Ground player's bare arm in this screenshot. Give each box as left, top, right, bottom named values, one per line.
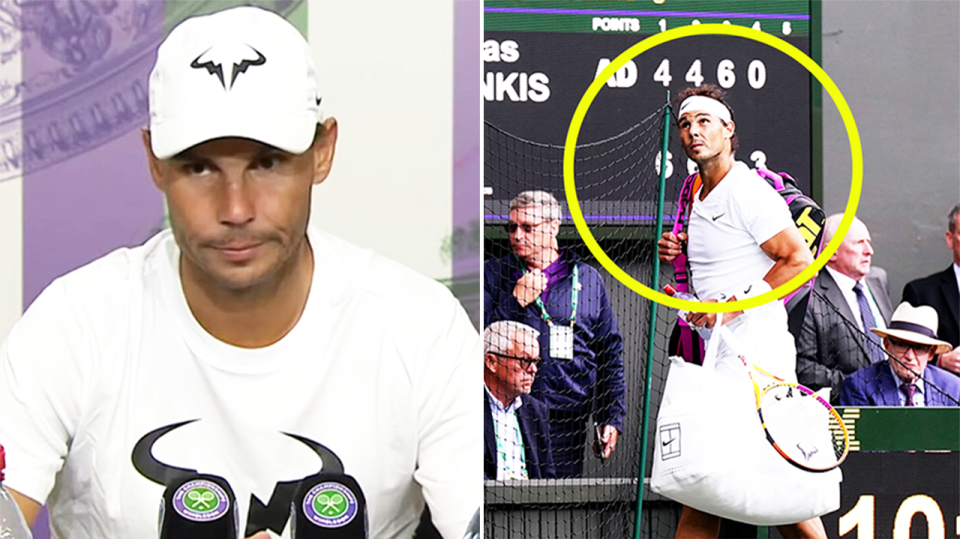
left=759, top=225, right=815, bottom=290
left=688, top=226, right=812, bottom=330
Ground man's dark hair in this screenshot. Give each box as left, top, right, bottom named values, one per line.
left=675, top=84, right=738, bottom=152
left=949, top=203, right=960, bottom=234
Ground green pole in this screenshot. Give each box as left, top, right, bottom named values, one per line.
left=633, top=93, right=672, bottom=539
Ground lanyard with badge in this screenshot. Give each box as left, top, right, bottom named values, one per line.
left=516, top=255, right=580, bottom=360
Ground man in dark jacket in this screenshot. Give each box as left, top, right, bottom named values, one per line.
left=796, top=215, right=892, bottom=403
left=485, top=190, right=625, bottom=477
left=483, top=320, right=555, bottom=480
left=902, top=204, right=960, bottom=374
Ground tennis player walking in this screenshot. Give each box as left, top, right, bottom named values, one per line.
left=657, top=85, right=825, bottom=539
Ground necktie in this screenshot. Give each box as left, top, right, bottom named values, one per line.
left=853, top=282, right=885, bottom=363
left=900, top=383, right=917, bottom=407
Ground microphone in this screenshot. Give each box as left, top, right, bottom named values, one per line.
left=159, top=473, right=239, bottom=539
left=291, top=472, right=367, bottom=538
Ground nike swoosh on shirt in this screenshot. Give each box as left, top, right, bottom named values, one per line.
left=712, top=213, right=725, bottom=221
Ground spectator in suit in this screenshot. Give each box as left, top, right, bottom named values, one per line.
left=796, top=215, right=893, bottom=402
left=839, top=303, right=960, bottom=406
left=902, top=204, right=960, bottom=374
left=483, top=321, right=555, bottom=479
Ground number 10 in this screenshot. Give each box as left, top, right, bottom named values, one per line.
left=838, top=494, right=949, bottom=538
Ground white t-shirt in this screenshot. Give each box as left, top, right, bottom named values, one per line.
left=686, top=161, right=796, bottom=380
left=0, top=227, right=481, bottom=539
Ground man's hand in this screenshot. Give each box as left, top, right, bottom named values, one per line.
left=513, top=269, right=548, bottom=307
left=658, top=232, right=687, bottom=263
left=685, top=298, right=743, bottom=329
left=939, top=346, right=960, bottom=375
left=599, top=425, right=619, bottom=459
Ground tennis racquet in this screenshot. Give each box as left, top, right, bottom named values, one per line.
left=718, top=325, right=849, bottom=472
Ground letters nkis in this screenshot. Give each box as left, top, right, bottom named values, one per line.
left=483, top=40, right=550, bottom=103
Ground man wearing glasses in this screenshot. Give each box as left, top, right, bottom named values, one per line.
left=484, top=190, right=625, bottom=477
left=839, top=302, right=960, bottom=406
left=483, top=321, right=555, bottom=480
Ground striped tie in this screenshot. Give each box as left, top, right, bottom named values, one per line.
left=900, top=383, right=917, bottom=407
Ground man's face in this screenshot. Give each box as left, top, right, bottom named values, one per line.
left=678, top=111, right=734, bottom=164
left=495, top=330, right=540, bottom=398
left=828, top=218, right=874, bottom=281
left=508, top=206, right=558, bottom=262
left=144, top=124, right=336, bottom=291
left=885, top=336, right=934, bottom=384
left=946, top=215, right=960, bottom=266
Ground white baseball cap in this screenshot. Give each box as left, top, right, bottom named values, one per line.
left=148, top=6, right=322, bottom=159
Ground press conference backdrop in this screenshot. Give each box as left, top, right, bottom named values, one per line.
left=0, top=0, right=478, bottom=537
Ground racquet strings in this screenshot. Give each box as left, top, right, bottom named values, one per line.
left=758, top=382, right=848, bottom=471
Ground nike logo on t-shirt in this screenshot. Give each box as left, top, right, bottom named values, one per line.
left=712, top=213, right=725, bottom=221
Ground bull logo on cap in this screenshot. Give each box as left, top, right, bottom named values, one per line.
left=190, top=43, right=266, bottom=91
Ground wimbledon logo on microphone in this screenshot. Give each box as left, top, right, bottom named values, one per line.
left=173, top=479, right=230, bottom=522
left=304, top=482, right=359, bottom=528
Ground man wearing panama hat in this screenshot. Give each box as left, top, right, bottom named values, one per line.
left=839, top=303, right=960, bottom=406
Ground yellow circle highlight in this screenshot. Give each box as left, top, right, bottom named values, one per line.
left=563, top=24, right=862, bottom=313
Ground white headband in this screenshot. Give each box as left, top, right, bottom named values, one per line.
left=677, top=95, right=732, bottom=124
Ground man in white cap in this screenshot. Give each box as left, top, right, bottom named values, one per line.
left=657, top=85, right=825, bottom=539
left=839, top=303, right=960, bottom=406
left=0, top=6, right=478, bottom=539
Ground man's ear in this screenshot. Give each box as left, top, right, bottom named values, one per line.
left=484, top=353, right=498, bottom=374
left=141, top=129, right=165, bottom=192
left=723, top=119, right=735, bottom=140
left=311, top=117, right=339, bottom=186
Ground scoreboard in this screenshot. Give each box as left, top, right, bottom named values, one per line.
left=484, top=0, right=821, bottom=216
